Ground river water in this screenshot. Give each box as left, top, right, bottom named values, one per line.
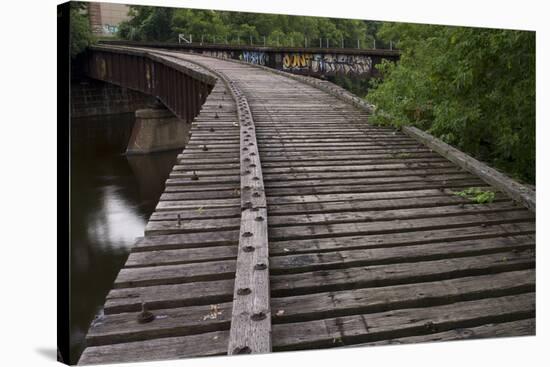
left=70, top=113, right=179, bottom=363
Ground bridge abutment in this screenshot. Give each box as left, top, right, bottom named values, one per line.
left=126, top=107, right=190, bottom=154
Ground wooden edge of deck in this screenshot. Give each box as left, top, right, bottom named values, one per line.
left=166, top=52, right=272, bottom=354
left=401, top=126, right=535, bottom=213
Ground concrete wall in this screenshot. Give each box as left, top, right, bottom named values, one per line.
left=71, top=78, right=154, bottom=118
left=126, top=108, right=191, bottom=154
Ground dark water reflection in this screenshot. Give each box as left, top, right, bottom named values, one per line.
left=70, top=113, right=179, bottom=363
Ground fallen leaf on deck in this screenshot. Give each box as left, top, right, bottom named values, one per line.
left=202, top=304, right=223, bottom=321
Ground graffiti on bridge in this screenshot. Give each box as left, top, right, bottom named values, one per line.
left=239, top=51, right=268, bottom=65
left=282, top=53, right=373, bottom=75
left=201, top=50, right=233, bottom=59
left=102, top=24, right=119, bottom=35
left=198, top=49, right=376, bottom=76
left=200, top=50, right=268, bottom=66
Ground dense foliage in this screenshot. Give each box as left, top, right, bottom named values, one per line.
left=118, top=6, right=384, bottom=48
left=69, top=2, right=95, bottom=58
left=367, top=24, right=535, bottom=183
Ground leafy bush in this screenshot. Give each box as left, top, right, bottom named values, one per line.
left=367, top=24, right=535, bottom=183
left=118, top=6, right=175, bottom=41
left=69, top=2, right=95, bottom=58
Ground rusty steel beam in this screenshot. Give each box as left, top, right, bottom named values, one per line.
left=85, top=45, right=216, bottom=122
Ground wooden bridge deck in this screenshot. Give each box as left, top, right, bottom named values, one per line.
left=78, top=48, right=535, bottom=365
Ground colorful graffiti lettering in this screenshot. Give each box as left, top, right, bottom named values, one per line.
left=282, top=53, right=372, bottom=76
left=283, top=54, right=312, bottom=69
left=102, top=24, right=119, bottom=35
left=240, top=51, right=268, bottom=65
left=201, top=50, right=233, bottom=59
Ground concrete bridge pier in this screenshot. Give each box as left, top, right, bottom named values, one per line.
left=126, top=105, right=191, bottom=154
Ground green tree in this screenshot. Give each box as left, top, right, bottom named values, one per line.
left=69, top=2, right=94, bottom=58
left=117, top=6, right=381, bottom=48
left=118, top=6, right=175, bottom=41
left=172, top=9, right=229, bottom=42
left=367, top=23, right=535, bottom=183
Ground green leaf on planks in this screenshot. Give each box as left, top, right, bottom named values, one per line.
left=452, top=187, right=495, bottom=204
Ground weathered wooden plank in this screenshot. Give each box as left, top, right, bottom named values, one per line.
left=271, top=293, right=535, bottom=350
left=257, top=139, right=419, bottom=147
left=126, top=245, right=238, bottom=267
left=164, top=184, right=241, bottom=193
left=149, top=206, right=240, bottom=221
left=266, top=188, right=470, bottom=205
left=262, top=157, right=447, bottom=169
left=104, top=279, right=235, bottom=314
left=270, top=234, right=534, bottom=272
left=263, top=162, right=455, bottom=173
left=169, top=168, right=239, bottom=177
left=257, top=145, right=427, bottom=154
left=266, top=194, right=508, bottom=216
left=145, top=217, right=240, bottom=235
left=263, top=173, right=476, bottom=189
left=363, top=318, right=535, bottom=345
left=176, top=154, right=240, bottom=162
left=181, top=147, right=239, bottom=154
left=134, top=230, right=239, bottom=251
left=79, top=330, right=229, bottom=365
left=258, top=145, right=428, bottom=153
left=256, top=133, right=409, bottom=139
left=265, top=187, right=490, bottom=205
left=270, top=249, right=534, bottom=295
left=114, top=259, right=236, bottom=288
left=165, top=176, right=241, bottom=186
left=268, top=210, right=534, bottom=242
left=87, top=302, right=232, bottom=346
left=268, top=201, right=521, bottom=228
left=156, top=198, right=240, bottom=210
left=271, top=270, right=534, bottom=324
left=264, top=179, right=486, bottom=197
left=255, top=134, right=414, bottom=140
left=173, top=163, right=241, bottom=170
left=269, top=222, right=535, bottom=255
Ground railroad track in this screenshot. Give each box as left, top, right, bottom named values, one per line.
left=78, top=48, right=535, bottom=365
